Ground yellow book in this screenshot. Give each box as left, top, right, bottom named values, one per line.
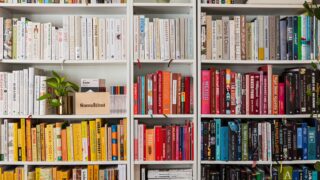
left=45, top=124, right=54, bottom=161
left=6, top=171, right=14, bottom=180
left=20, top=168, right=24, bottom=180
left=87, top=165, right=93, bottom=180
left=81, top=121, right=88, bottom=161
left=31, top=128, right=37, bottom=162
left=52, top=167, right=57, bottom=180
left=66, top=126, right=73, bottom=161
left=89, top=121, right=97, bottom=161
left=123, top=118, right=127, bottom=160
left=18, top=129, right=21, bottom=161
left=100, top=127, right=106, bottom=161
left=258, top=48, right=264, bottom=60
left=60, top=170, right=70, bottom=180
left=13, top=123, right=18, bottom=161
left=95, top=119, right=102, bottom=161
left=26, top=118, right=32, bottom=162
left=226, top=0, right=231, bottom=4
left=0, top=167, right=2, bottom=180
left=27, top=172, right=35, bottom=180
left=72, top=123, right=82, bottom=161
left=93, top=165, right=99, bottom=180
left=35, top=168, right=40, bottom=180
left=20, top=118, right=26, bottom=161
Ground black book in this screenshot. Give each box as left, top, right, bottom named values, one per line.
left=202, top=121, right=209, bottom=160
left=248, top=122, right=253, bottom=160
left=292, top=122, right=298, bottom=160
left=286, top=122, right=293, bottom=160
left=252, top=122, right=259, bottom=161
left=209, top=121, right=216, bottom=160
left=311, top=70, right=317, bottom=114
left=287, top=17, right=293, bottom=60
left=279, top=122, right=284, bottom=160
left=275, top=16, right=281, bottom=60
left=306, top=69, right=313, bottom=113
left=282, top=124, right=288, bottom=160
left=299, top=68, right=307, bottom=114
left=284, top=72, right=294, bottom=114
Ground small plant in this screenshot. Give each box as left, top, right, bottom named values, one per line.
left=38, top=71, right=79, bottom=107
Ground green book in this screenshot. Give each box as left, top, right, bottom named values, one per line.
left=298, top=16, right=302, bottom=60
left=241, top=123, right=248, bottom=160
left=282, top=166, right=293, bottom=180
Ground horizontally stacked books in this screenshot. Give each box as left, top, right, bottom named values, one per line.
left=134, top=120, right=193, bottom=161
left=201, top=65, right=320, bottom=115
left=28, top=165, right=126, bottom=179
left=201, top=14, right=320, bottom=61
left=201, top=0, right=247, bottom=4
left=134, top=71, right=193, bottom=115
left=133, top=16, right=193, bottom=61
left=140, top=168, right=193, bottom=180
left=0, top=118, right=127, bottom=162
left=1, top=16, right=126, bottom=61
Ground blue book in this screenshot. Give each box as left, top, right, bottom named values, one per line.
left=141, top=76, right=145, bottom=115
left=104, top=169, right=109, bottom=180
left=220, top=127, right=229, bottom=161
left=302, top=166, right=308, bottom=180
left=215, top=119, right=221, bottom=160
left=306, top=16, right=311, bottom=60
left=180, top=126, right=184, bottom=160
left=293, top=16, right=299, bottom=60
left=312, top=170, right=318, bottom=180
left=297, top=127, right=303, bottom=159
left=111, top=125, right=118, bottom=160
left=308, top=127, right=316, bottom=160
left=314, top=119, right=320, bottom=159
left=292, top=169, right=300, bottom=180
left=302, top=123, right=308, bottom=160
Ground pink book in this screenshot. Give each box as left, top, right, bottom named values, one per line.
left=215, top=70, right=220, bottom=114
left=245, top=74, right=250, bottom=115
left=263, top=75, right=268, bottom=114
left=259, top=71, right=264, bottom=115
left=201, top=70, right=211, bottom=114
left=279, top=82, right=285, bottom=114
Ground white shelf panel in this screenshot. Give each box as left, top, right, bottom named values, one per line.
left=0, top=114, right=128, bottom=119
left=0, top=59, right=127, bottom=65
left=133, top=3, right=193, bottom=14
left=201, top=161, right=271, bottom=165
left=134, top=59, right=194, bottom=64
left=134, top=114, right=194, bottom=119
left=0, top=161, right=128, bottom=165
left=200, top=4, right=305, bottom=15
left=0, top=3, right=127, bottom=15
left=201, top=114, right=315, bottom=119
left=273, top=160, right=318, bottom=165
left=134, top=161, right=194, bottom=165
left=201, top=60, right=316, bottom=65
left=134, top=3, right=193, bottom=7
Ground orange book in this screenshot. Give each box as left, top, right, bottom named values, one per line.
left=95, top=119, right=102, bottom=161
left=87, top=165, right=94, bottom=180
left=100, top=127, right=106, bottom=161
left=123, top=118, right=127, bottom=161
left=162, top=71, right=171, bottom=114
left=20, top=118, right=26, bottom=162
left=93, top=165, right=99, bottom=180
left=26, top=118, right=32, bottom=161
left=61, top=128, right=68, bottom=161
left=145, top=129, right=155, bottom=161
left=52, top=167, right=57, bottom=180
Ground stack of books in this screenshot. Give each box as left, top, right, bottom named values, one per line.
left=272, top=165, right=319, bottom=179
left=201, top=0, right=247, bottom=4
left=140, top=168, right=193, bottom=180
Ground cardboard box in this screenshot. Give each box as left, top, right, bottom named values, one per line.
left=75, top=92, right=110, bottom=115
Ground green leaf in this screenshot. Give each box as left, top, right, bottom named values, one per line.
left=38, top=93, right=51, bottom=101
left=66, top=81, right=79, bottom=92
left=311, top=61, right=318, bottom=70
left=314, top=8, right=320, bottom=20
left=50, top=99, right=61, bottom=107
left=60, top=77, right=65, bottom=83
left=304, top=1, right=315, bottom=16
left=52, top=71, right=61, bottom=79
left=315, top=161, right=320, bottom=171
left=45, top=77, right=57, bottom=83
left=47, top=82, right=58, bottom=89
left=54, top=89, right=61, bottom=97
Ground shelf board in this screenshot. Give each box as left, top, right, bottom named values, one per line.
left=0, top=59, right=127, bottom=65
left=201, top=161, right=272, bottom=165
left=0, top=114, right=128, bottom=119
left=134, top=59, right=194, bottom=64
left=0, top=161, right=128, bottom=166
left=200, top=4, right=305, bottom=15
left=133, top=3, right=193, bottom=14
left=0, top=3, right=127, bottom=15
left=201, top=114, right=315, bottom=119
left=134, top=160, right=194, bottom=165
left=201, top=60, right=316, bottom=65
left=273, top=160, right=319, bottom=165
left=134, top=114, right=194, bottom=119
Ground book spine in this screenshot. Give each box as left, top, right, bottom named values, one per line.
left=201, top=70, right=210, bottom=114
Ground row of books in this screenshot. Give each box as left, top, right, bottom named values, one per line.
left=1, top=16, right=126, bottom=61
left=0, top=118, right=127, bottom=162
left=201, top=0, right=247, bottom=4
left=201, top=65, right=320, bottom=115
left=29, top=165, right=126, bottom=180
left=0, top=67, right=48, bottom=116
left=0, top=0, right=125, bottom=3
left=110, top=85, right=127, bottom=114
left=201, top=14, right=320, bottom=61
left=140, top=168, right=193, bottom=180
left=134, top=71, right=193, bottom=115
left=201, top=165, right=271, bottom=180
left=134, top=120, right=194, bottom=161
left=201, top=119, right=320, bottom=161
left=133, top=16, right=193, bottom=61
left=0, top=167, right=24, bottom=180
left=272, top=165, right=319, bottom=180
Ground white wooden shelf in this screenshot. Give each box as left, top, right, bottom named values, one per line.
left=133, top=3, right=193, bottom=14
left=0, top=161, right=128, bottom=166
left=134, top=59, right=194, bottom=64
left=133, top=3, right=193, bottom=7
left=0, top=59, right=127, bottom=65
left=273, top=160, right=319, bottom=165
left=0, top=3, right=127, bottom=14
left=134, top=114, right=194, bottom=119
left=201, top=114, right=316, bottom=119
left=134, top=161, right=194, bottom=165
left=201, top=161, right=272, bottom=165
left=0, top=114, right=128, bottom=119
left=201, top=60, right=316, bottom=65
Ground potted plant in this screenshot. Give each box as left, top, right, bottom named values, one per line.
left=38, top=71, right=79, bottom=115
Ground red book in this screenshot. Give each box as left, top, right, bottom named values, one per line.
left=143, top=124, right=146, bottom=161
left=220, top=70, right=226, bottom=114
left=191, top=122, right=194, bottom=160
left=215, top=70, right=220, bottom=114
left=201, top=70, right=211, bottom=114
left=184, top=125, right=188, bottom=160
left=272, top=75, right=279, bottom=115
left=259, top=71, right=264, bottom=115
left=249, top=74, right=255, bottom=114
left=157, top=71, right=163, bottom=114
left=190, top=78, right=194, bottom=114
left=184, top=77, right=191, bottom=114
left=230, top=72, right=236, bottom=114
left=175, top=126, right=180, bottom=160
left=258, top=65, right=272, bottom=114
left=172, top=74, right=178, bottom=114
left=210, top=68, right=216, bottom=114
left=263, top=75, right=268, bottom=114
left=146, top=74, right=153, bottom=114
left=134, top=83, right=138, bottom=114
left=177, top=74, right=182, bottom=114
left=152, top=73, right=158, bottom=114
left=171, top=125, right=176, bottom=160
left=161, top=128, right=167, bottom=160
left=166, top=126, right=172, bottom=160
left=155, top=126, right=162, bottom=160
left=254, top=74, right=260, bottom=114
left=279, top=82, right=285, bottom=114
left=137, top=76, right=141, bottom=114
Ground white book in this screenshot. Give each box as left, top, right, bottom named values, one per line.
left=32, top=23, right=41, bottom=60
left=187, top=18, right=193, bottom=59
left=149, top=22, right=154, bottom=60
left=21, top=17, right=26, bottom=60
left=75, top=16, right=81, bottom=60
left=234, top=16, right=241, bottom=60
left=180, top=18, right=185, bottom=59
left=69, top=16, right=75, bottom=60
left=17, top=20, right=21, bottom=60
left=155, top=18, right=160, bottom=60
left=144, top=18, right=149, bottom=60
left=138, top=124, right=143, bottom=161
left=164, top=19, right=170, bottom=60
left=86, top=17, right=93, bottom=60
left=8, top=123, right=14, bottom=162
left=28, top=68, right=34, bottom=115
left=254, top=19, right=259, bottom=61
left=3, top=119, right=8, bottom=161
left=216, top=20, right=223, bottom=60
left=39, top=76, right=47, bottom=115
left=175, top=18, right=180, bottom=59
left=13, top=71, right=19, bottom=115
left=264, top=16, right=269, bottom=60
left=184, top=18, right=189, bottom=59
left=63, top=16, right=70, bottom=60
left=159, top=19, right=165, bottom=60
left=82, top=125, right=88, bottom=161
left=98, top=18, right=106, bottom=60
left=34, top=75, right=40, bottom=115
left=229, top=20, right=235, bottom=60
left=139, top=16, right=145, bottom=60
left=169, top=19, right=175, bottom=60
left=105, top=18, right=111, bottom=60
left=51, top=27, right=56, bottom=61
left=69, top=124, right=74, bottom=161
left=40, top=24, right=44, bottom=60
left=133, top=16, right=140, bottom=60
left=19, top=71, right=24, bottom=115
left=93, top=17, right=99, bottom=60
left=58, top=28, right=64, bottom=60
left=26, top=22, right=33, bottom=60
left=0, top=73, right=4, bottom=115
left=0, top=17, right=3, bottom=59
left=258, top=16, right=264, bottom=60
left=7, top=73, right=13, bottom=115
left=115, top=19, right=122, bottom=60
left=110, top=18, right=115, bottom=59
left=0, top=123, right=4, bottom=159
left=3, top=73, right=8, bottom=115
left=235, top=73, right=242, bottom=114
left=212, top=20, right=217, bottom=60
left=81, top=169, right=87, bottom=180
left=81, top=17, right=87, bottom=60
left=23, top=69, right=28, bottom=115
left=44, top=23, right=52, bottom=60
left=121, top=18, right=126, bottom=60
